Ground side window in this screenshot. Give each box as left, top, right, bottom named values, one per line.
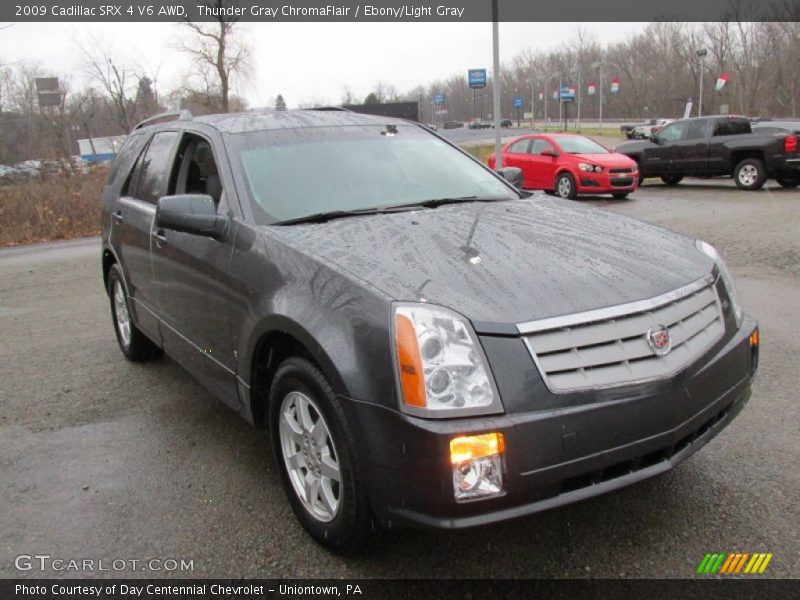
left=530, top=139, right=550, bottom=154
left=714, top=119, right=751, bottom=136
left=107, top=134, right=147, bottom=190
left=685, top=119, right=710, bottom=140
left=508, top=139, right=530, bottom=153
left=169, top=134, right=224, bottom=208
left=134, top=131, right=179, bottom=204
left=658, top=121, right=686, bottom=142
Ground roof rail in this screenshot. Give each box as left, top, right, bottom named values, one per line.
left=133, top=110, right=193, bottom=131
left=309, top=106, right=353, bottom=112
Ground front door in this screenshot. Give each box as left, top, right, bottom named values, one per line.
left=641, top=121, right=687, bottom=176
left=150, top=132, right=240, bottom=408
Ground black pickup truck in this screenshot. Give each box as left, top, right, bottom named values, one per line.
left=616, top=116, right=800, bottom=190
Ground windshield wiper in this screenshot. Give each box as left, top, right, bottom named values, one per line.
left=390, top=195, right=512, bottom=210
left=274, top=196, right=510, bottom=226
left=274, top=205, right=418, bottom=225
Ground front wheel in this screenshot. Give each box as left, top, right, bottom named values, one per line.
left=775, top=174, right=800, bottom=188
left=733, top=158, right=767, bottom=190
left=555, top=172, right=578, bottom=200
left=661, top=175, right=683, bottom=186
left=269, top=357, right=371, bottom=551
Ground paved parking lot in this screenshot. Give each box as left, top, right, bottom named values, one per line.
left=0, top=179, right=797, bottom=578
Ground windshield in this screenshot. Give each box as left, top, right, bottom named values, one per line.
left=552, top=135, right=609, bottom=154
left=228, top=124, right=516, bottom=224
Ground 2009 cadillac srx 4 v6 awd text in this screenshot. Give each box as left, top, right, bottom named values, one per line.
left=101, top=109, right=759, bottom=549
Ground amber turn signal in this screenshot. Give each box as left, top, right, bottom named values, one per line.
left=395, top=313, right=426, bottom=407
left=749, top=329, right=759, bottom=347
left=450, top=433, right=505, bottom=465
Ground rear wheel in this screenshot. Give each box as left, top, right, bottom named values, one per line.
left=555, top=172, right=578, bottom=200
left=733, top=158, right=767, bottom=190
left=775, top=174, right=800, bottom=188
left=269, top=357, right=371, bottom=551
left=107, top=264, right=161, bottom=361
left=661, top=175, right=683, bottom=186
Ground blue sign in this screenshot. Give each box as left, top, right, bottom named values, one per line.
left=468, top=69, right=487, bottom=89
left=559, top=86, right=575, bottom=102
left=513, top=96, right=524, bottom=108
left=433, top=93, right=445, bottom=105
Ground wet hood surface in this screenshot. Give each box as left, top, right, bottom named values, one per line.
left=267, top=197, right=713, bottom=333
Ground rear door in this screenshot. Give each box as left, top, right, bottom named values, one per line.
left=112, top=130, right=179, bottom=341
left=150, top=130, right=240, bottom=408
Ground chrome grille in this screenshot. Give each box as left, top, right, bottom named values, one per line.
left=519, top=276, right=724, bottom=392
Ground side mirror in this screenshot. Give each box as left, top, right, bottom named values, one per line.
left=496, top=166, right=523, bottom=188
left=540, top=146, right=559, bottom=157
left=156, top=194, right=229, bottom=240
left=650, top=133, right=660, bottom=144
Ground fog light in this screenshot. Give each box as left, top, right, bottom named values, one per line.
left=749, top=329, right=759, bottom=348
left=450, top=433, right=505, bottom=501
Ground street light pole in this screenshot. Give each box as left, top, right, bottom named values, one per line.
left=697, top=48, right=708, bottom=117
left=492, top=0, right=502, bottom=168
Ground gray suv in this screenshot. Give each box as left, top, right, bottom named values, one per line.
left=101, top=109, right=759, bottom=549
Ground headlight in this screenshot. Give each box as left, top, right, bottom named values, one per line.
left=696, top=240, right=744, bottom=327
left=393, top=303, right=502, bottom=417
left=578, top=163, right=602, bottom=173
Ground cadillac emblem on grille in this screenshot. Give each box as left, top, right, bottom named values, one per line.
left=647, top=325, right=672, bottom=356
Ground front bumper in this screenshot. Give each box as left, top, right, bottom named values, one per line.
left=343, top=316, right=758, bottom=530
left=576, top=171, right=638, bottom=193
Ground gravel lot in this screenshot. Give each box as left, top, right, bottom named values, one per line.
left=0, top=178, right=797, bottom=579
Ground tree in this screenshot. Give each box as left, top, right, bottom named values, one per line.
left=364, top=92, right=380, bottom=105
left=178, top=0, right=252, bottom=114
left=275, top=94, right=287, bottom=111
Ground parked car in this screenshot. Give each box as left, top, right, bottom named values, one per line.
left=468, top=120, right=493, bottom=129
left=500, top=119, right=513, bottom=128
left=102, top=109, right=758, bottom=550
left=620, top=123, right=637, bottom=139
left=442, top=120, right=463, bottom=129
left=487, top=133, right=639, bottom=199
left=617, top=115, right=800, bottom=189
left=632, top=118, right=673, bottom=139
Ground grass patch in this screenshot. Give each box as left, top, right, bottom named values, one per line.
left=0, top=168, right=107, bottom=247
left=465, top=144, right=494, bottom=164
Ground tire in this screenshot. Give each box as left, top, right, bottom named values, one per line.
left=775, top=174, right=800, bottom=188
left=612, top=192, right=629, bottom=199
left=661, top=175, right=683, bottom=186
left=269, top=357, right=371, bottom=551
left=555, top=172, right=578, bottom=200
left=107, top=263, right=161, bottom=361
left=733, top=158, right=767, bottom=190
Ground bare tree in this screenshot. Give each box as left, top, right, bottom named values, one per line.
left=178, top=0, right=252, bottom=114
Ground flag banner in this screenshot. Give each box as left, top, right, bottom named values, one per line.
left=611, top=77, right=620, bottom=94
left=715, top=73, right=731, bottom=91
left=552, top=88, right=558, bottom=99
left=538, top=91, right=544, bottom=101
left=587, top=82, right=597, bottom=95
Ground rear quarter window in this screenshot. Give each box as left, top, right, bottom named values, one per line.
left=105, top=134, right=148, bottom=192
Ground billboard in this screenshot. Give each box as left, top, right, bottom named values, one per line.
left=468, top=69, right=487, bottom=89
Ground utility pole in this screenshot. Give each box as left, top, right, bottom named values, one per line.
left=491, top=0, right=502, bottom=168
left=592, top=60, right=604, bottom=131
left=697, top=48, right=708, bottom=117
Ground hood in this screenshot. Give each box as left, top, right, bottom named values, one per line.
left=267, top=198, right=713, bottom=333
left=572, top=153, right=637, bottom=168
left=615, top=139, right=657, bottom=154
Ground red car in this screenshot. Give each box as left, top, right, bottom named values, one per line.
left=487, top=133, right=639, bottom=199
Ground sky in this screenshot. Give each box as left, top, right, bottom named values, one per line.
left=0, top=21, right=644, bottom=108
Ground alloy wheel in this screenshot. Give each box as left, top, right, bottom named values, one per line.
left=278, top=391, right=341, bottom=522
left=113, top=280, right=132, bottom=349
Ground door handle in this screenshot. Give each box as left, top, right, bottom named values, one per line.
left=112, top=210, right=124, bottom=224
left=151, top=229, right=167, bottom=245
